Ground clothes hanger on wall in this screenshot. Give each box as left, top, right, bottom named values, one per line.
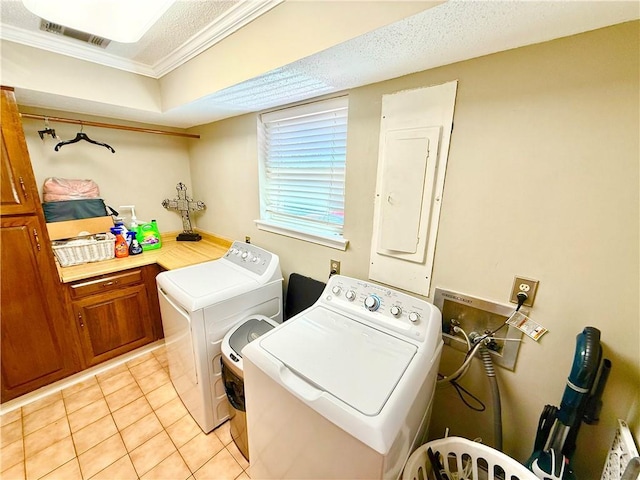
left=37, top=117, right=60, bottom=140
left=54, top=123, right=116, bottom=153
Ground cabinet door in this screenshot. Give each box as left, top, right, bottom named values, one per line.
left=1, top=88, right=39, bottom=216
left=0, top=216, right=78, bottom=402
left=73, top=284, right=155, bottom=367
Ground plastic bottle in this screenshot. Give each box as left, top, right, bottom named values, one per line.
left=112, top=227, right=129, bottom=258
left=111, top=217, right=128, bottom=245
left=138, top=220, right=162, bottom=251
left=127, top=231, right=143, bottom=255
left=119, top=206, right=139, bottom=243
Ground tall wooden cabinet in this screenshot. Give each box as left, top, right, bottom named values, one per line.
left=1, top=86, right=81, bottom=402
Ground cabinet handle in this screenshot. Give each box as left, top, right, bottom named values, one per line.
left=102, top=280, right=119, bottom=287
left=32, top=228, right=41, bottom=251
left=78, top=312, right=84, bottom=328
left=19, top=177, right=28, bottom=199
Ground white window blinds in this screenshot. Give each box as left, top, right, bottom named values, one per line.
left=257, top=97, right=349, bottom=249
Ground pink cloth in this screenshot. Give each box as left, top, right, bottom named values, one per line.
left=43, top=177, right=100, bottom=202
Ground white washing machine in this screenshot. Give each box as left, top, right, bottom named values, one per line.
left=157, top=241, right=282, bottom=433
left=243, top=274, right=443, bottom=480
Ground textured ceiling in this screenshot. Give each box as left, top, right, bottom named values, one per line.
left=0, top=0, right=280, bottom=76
left=1, top=0, right=638, bottom=128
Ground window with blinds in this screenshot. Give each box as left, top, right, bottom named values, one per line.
left=256, top=96, right=349, bottom=250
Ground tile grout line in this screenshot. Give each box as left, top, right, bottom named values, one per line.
left=5, top=348, right=249, bottom=480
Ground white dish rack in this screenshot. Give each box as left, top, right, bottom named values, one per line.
left=601, top=419, right=640, bottom=480
left=52, top=232, right=115, bottom=267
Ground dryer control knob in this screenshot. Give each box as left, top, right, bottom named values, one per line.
left=241, top=251, right=249, bottom=259
left=390, top=305, right=402, bottom=317
left=331, top=286, right=342, bottom=296
left=345, top=290, right=356, bottom=301
left=408, top=312, right=420, bottom=323
left=364, top=295, right=381, bottom=312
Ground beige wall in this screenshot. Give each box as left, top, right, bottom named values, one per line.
left=1, top=42, right=162, bottom=113
left=14, top=19, right=638, bottom=477
left=21, top=109, right=193, bottom=233
left=188, top=21, right=639, bottom=476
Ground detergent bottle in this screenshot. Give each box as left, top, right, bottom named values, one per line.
left=111, top=227, right=129, bottom=258
left=137, top=219, right=162, bottom=251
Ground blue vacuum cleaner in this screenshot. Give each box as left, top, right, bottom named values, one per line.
left=527, top=327, right=611, bottom=479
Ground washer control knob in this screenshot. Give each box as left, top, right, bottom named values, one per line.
left=345, top=290, right=356, bottom=301
left=408, top=312, right=420, bottom=323
left=241, top=251, right=248, bottom=259
left=390, top=305, right=402, bottom=317
left=331, top=286, right=342, bottom=296
left=364, top=295, right=381, bottom=312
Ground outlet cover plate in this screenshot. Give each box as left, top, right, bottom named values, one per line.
left=510, top=276, right=539, bottom=307
left=330, top=259, right=340, bottom=276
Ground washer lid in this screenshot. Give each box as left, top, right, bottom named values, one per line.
left=158, top=260, right=256, bottom=311
left=259, top=307, right=417, bottom=416
left=229, top=318, right=277, bottom=357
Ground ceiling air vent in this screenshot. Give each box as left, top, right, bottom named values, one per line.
left=39, top=20, right=111, bottom=48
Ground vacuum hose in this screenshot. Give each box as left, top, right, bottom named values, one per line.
left=480, top=345, right=503, bottom=451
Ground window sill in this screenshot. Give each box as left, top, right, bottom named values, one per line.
left=254, top=220, right=348, bottom=251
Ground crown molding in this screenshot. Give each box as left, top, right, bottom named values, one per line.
left=0, top=0, right=282, bottom=79
left=0, top=23, right=157, bottom=77
left=152, top=0, right=283, bottom=78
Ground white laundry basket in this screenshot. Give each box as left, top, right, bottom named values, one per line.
left=403, top=436, right=538, bottom=480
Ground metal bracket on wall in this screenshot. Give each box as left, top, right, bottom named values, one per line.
left=433, top=288, right=526, bottom=371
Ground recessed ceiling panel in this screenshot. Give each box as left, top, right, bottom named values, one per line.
left=22, top=0, right=176, bottom=43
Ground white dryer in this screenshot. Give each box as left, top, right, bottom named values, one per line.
left=157, top=241, right=282, bottom=433
left=243, top=274, right=443, bottom=480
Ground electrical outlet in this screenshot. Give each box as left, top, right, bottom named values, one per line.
left=510, top=276, right=539, bottom=307
left=330, top=260, right=340, bottom=276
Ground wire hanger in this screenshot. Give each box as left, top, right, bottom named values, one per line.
left=54, top=123, right=115, bottom=153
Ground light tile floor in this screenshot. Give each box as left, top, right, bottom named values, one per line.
left=0, top=346, right=250, bottom=480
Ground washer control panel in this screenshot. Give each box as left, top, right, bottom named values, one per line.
left=223, top=241, right=274, bottom=276
left=322, top=275, right=437, bottom=342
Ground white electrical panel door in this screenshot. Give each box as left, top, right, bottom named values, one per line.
left=377, top=127, right=441, bottom=260
left=370, top=81, right=457, bottom=296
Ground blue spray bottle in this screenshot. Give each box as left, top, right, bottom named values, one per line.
left=127, top=231, right=143, bottom=255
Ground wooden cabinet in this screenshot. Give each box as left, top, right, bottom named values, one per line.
left=1, top=87, right=80, bottom=402
left=0, top=86, right=165, bottom=401
left=68, top=268, right=161, bottom=367
left=1, top=89, right=39, bottom=216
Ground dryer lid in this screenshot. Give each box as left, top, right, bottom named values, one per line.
left=228, top=317, right=277, bottom=357
left=259, top=307, right=416, bottom=416
left=158, top=260, right=257, bottom=311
